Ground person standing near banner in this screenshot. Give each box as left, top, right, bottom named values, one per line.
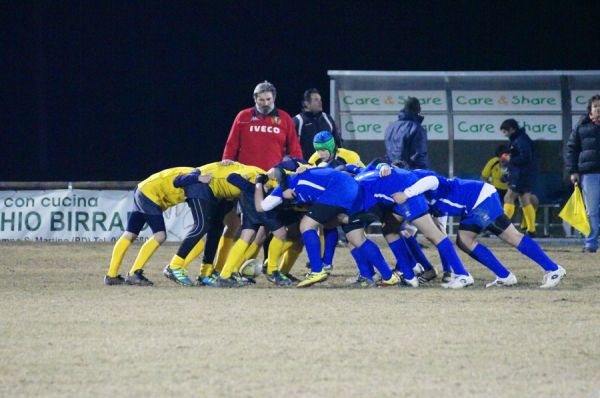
left=566, top=94, right=600, bottom=253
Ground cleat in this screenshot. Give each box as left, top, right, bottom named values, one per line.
left=195, top=272, right=219, bottom=287
left=349, top=275, right=376, bottom=288
left=104, top=274, right=125, bottom=286
left=232, top=272, right=253, bottom=286
left=323, top=264, right=333, bottom=274
left=297, top=270, right=328, bottom=288
left=401, top=276, right=419, bottom=288
left=418, top=268, right=438, bottom=283
left=412, top=263, right=425, bottom=276
left=441, top=274, right=474, bottom=289
left=283, top=273, right=300, bottom=283
left=540, top=265, right=566, bottom=289
left=266, top=270, right=292, bottom=286
left=441, top=271, right=453, bottom=283
left=379, top=272, right=401, bottom=287
left=485, top=272, right=517, bottom=288
left=262, top=259, right=268, bottom=275
left=216, top=275, right=244, bottom=288
left=125, top=269, right=154, bottom=286
left=163, top=265, right=193, bottom=286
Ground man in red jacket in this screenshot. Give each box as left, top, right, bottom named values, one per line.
left=222, top=81, right=303, bottom=171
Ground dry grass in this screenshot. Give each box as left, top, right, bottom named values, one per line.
left=1, top=238, right=599, bottom=398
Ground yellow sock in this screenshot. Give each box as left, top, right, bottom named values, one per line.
left=267, top=237, right=287, bottom=274
left=280, top=242, right=303, bottom=274
left=107, top=237, right=131, bottom=277
left=522, top=204, right=537, bottom=232
left=214, top=236, right=234, bottom=273
left=183, top=240, right=205, bottom=268
left=503, top=203, right=515, bottom=219
left=199, top=263, right=214, bottom=278
left=244, top=242, right=260, bottom=261
left=128, top=237, right=160, bottom=274
left=168, top=254, right=185, bottom=270
left=220, top=240, right=249, bottom=279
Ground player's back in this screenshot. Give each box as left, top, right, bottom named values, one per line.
left=138, top=167, right=195, bottom=209
left=200, top=162, right=265, bottom=199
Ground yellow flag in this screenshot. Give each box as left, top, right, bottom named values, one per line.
left=559, top=184, right=591, bottom=236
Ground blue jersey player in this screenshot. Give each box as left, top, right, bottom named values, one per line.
left=356, top=167, right=474, bottom=289
left=255, top=167, right=400, bottom=287
left=394, top=169, right=566, bottom=288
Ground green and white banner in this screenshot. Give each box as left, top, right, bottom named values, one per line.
left=340, top=114, right=449, bottom=140
left=338, top=90, right=447, bottom=112
left=571, top=90, right=600, bottom=111
left=0, top=190, right=192, bottom=242
left=453, top=115, right=562, bottom=141
left=452, top=91, right=561, bottom=111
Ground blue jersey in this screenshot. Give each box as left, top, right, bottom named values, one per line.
left=270, top=168, right=362, bottom=213
left=355, top=168, right=429, bottom=221
left=410, top=169, right=503, bottom=227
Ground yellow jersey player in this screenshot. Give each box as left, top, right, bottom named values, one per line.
left=104, top=167, right=212, bottom=286
left=162, top=161, right=271, bottom=287
left=308, top=131, right=364, bottom=169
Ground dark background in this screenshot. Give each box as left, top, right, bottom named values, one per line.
left=2, top=1, right=598, bottom=182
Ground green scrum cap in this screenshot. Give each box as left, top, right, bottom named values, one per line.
left=313, top=131, right=336, bottom=154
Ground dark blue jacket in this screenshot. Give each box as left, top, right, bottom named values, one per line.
left=507, top=128, right=537, bottom=187
left=565, top=116, right=600, bottom=174
left=384, top=111, right=428, bottom=169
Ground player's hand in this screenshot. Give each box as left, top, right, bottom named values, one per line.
left=282, top=189, right=296, bottom=199
left=296, top=166, right=308, bottom=173
left=570, top=173, right=580, bottom=184
left=256, top=174, right=269, bottom=184
left=337, top=213, right=349, bottom=224
left=392, top=191, right=409, bottom=204
left=221, top=159, right=235, bottom=166
left=198, top=173, right=213, bottom=183
left=379, top=164, right=392, bottom=177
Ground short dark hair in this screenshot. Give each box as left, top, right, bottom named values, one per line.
left=500, top=118, right=519, bottom=131
left=303, top=88, right=320, bottom=103
left=403, top=97, right=421, bottom=115
left=587, top=94, right=600, bottom=114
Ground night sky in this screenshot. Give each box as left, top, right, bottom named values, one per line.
left=2, top=1, right=597, bottom=181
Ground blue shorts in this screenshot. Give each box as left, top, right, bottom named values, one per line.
left=459, top=192, right=504, bottom=229
left=392, top=195, right=430, bottom=222
left=128, top=190, right=165, bottom=234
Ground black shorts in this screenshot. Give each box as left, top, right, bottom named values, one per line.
left=305, top=203, right=345, bottom=225
left=239, top=191, right=299, bottom=231
left=341, top=211, right=381, bottom=234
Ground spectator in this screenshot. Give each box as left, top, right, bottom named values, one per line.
left=500, top=118, right=538, bottom=236
left=293, top=88, right=341, bottom=159
left=222, top=80, right=303, bottom=171
left=384, top=96, right=428, bottom=169
left=565, top=94, right=600, bottom=253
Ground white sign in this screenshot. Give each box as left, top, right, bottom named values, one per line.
left=0, top=190, right=193, bottom=242
left=452, top=90, right=561, bottom=111
left=571, top=90, right=600, bottom=111
left=338, top=90, right=447, bottom=112
left=453, top=115, right=563, bottom=141
left=340, top=114, right=448, bottom=141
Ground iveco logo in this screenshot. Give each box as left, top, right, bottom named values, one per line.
left=250, top=125, right=281, bottom=134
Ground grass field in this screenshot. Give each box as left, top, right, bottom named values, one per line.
left=1, top=238, right=599, bottom=397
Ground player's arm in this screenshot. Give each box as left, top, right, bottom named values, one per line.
left=255, top=179, right=283, bottom=212
left=393, top=175, right=439, bottom=204
left=173, top=169, right=212, bottom=188
left=226, top=173, right=255, bottom=194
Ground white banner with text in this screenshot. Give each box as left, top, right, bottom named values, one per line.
left=338, top=90, right=447, bottom=112
left=340, top=114, right=449, bottom=140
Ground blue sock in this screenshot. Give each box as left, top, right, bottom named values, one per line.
left=517, top=236, right=558, bottom=271
left=358, top=239, right=393, bottom=280
left=322, top=228, right=338, bottom=266
left=388, top=239, right=415, bottom=279
left=302, top=230, right=323, bottom=273
left=437, top=237, right=468, bottom=276
left=350, top=248, right=375, bottom=279
left=440, top=254, right=452, bottom=273
left=470, top=244, right=510, bottom=278
left=406, top=235, right=435, bottom=271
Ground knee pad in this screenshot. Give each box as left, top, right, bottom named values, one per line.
left=487, top=214, right=511, bottom=236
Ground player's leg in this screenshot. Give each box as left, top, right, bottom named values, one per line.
left=503, top=188, right=518, bottom=219
left=105, top=214, right=143, bottom=285
left=213, top=206, right=240, bottom=272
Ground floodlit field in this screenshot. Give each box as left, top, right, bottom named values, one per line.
left=1, top=238, right=599, bottom=398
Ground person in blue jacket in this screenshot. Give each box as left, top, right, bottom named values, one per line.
left=384, top=97, right=428, bottom=170
left=500, top=119, right=538, bottom=236
left=392, top=167, right=566, bottom=288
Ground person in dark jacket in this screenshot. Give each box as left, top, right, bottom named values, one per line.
left=500, top=119, right=538, bottom=236
left=565, top=94, right=600, bottom=253
left=293, top=88, right=341, bottom=160
left=384, top=96, right=429, bottom=170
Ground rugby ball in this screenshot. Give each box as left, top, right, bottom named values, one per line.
left=239, top=259, right=262, bottom=279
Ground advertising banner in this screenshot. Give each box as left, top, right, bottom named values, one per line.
left=452, top=91, right=561, bottom=111
left=340, top=114, right=449, bottom=140
left=453, top=115, right=563, bottom=141
left=571, top=90, right=600, bottom=111
left=338, top=90, right=447, bottom=112
left=0, top=190, right=192, bottom=242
